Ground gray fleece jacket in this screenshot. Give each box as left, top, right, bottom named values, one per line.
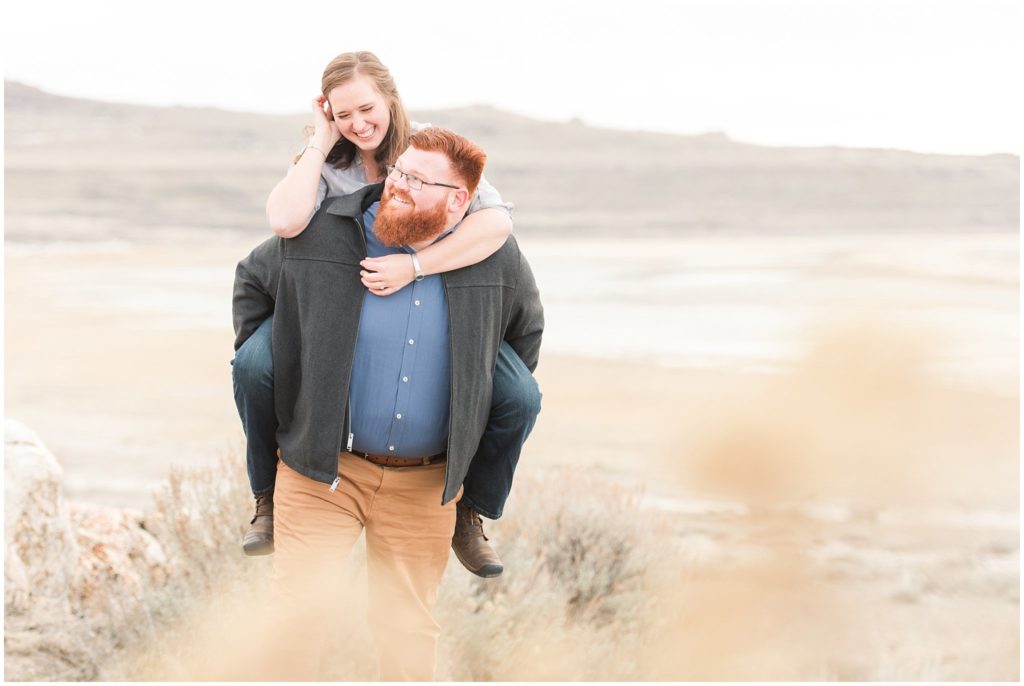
left=232, top=183, right=544, bottom=504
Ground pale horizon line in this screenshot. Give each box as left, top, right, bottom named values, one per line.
left=6, top=78, right=1019, bottom=160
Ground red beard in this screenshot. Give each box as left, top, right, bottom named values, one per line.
left=375, top=188, right=449, bottom=247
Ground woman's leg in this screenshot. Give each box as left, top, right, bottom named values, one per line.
left=231, top=315, right=279, bottom=497
left=452, top=341, right=541, bottom=576
left=460, top=340, right=542, bottom=518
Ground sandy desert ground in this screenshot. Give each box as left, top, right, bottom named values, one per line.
left=4, top=230, right=1020, bottom=679
left=5, top=232, right=1016, bottom=505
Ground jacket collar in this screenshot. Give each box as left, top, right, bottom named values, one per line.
left=325, top=183, right=384, bottom=218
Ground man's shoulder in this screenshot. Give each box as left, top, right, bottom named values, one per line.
left=474, top=235, right=524, bottom=270
left=493, top=235, right=524, bottom=266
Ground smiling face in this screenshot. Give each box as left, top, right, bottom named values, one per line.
left=375, top=146, right=464, bottom=247
left=327, top=74, right=391, bottom=153
left=383, top=147, right=459, bottom=206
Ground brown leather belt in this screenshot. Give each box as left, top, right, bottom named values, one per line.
left=346, top=451, right=446, bottom=468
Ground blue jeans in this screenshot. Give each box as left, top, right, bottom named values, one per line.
left=231, top=315, right=541, bottom=519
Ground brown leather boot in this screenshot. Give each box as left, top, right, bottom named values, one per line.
left=242, top=494, right=274, bottom=556
left=451, top=500, right=503, bottom=578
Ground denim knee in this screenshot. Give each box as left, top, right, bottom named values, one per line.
left=494, top=373, right=542, bottom=420
left=232, top=319, right=274, bottom=391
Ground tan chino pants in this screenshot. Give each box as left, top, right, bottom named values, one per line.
left=267, top=452, right=459, bottom=681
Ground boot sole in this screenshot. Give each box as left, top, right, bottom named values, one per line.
left=452, top=546, right=503, bottom=578
left=242, top=539, right=275, bottom=556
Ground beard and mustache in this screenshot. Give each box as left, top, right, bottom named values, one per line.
left=374, top=187, right=449, bottom=247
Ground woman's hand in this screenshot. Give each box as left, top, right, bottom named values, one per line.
left=360, top=254, right=416, bottom=296
left=310, top=95, right=341, bottom=150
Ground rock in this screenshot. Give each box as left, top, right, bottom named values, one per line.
left=4, top=420, right=80, bottom=616
left=4, top=420, right=175, bottom=618
left=67, top=502, right=171, bottom=610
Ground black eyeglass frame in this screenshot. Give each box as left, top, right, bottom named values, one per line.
left=385, top=164, right=462, bottom=191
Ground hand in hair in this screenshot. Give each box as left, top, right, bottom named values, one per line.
left=310, top=95, right=341, bottom=151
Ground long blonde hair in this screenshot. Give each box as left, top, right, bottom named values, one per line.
left=316, top=51, right=412, bottom=170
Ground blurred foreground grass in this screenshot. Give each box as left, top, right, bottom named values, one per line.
left=98, top=465, right=675, bottom=681
left=8, top=324, right=1018, bottom=680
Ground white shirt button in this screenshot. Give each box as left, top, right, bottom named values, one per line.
left=402, top=376, right=409, bottom=383
left=414, top=300, right=421, bottom=306
left=408, top=339, right=414, bottom=345
left=389, top=445, right=395, bottom=451
left=395, top=413, right=402, bottom=419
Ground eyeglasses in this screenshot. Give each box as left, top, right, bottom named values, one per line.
left=385, top=164, right=461, bottom=191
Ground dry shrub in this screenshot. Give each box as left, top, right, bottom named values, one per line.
left=145, top=452, right=261, bottom=586
left=632, top=321, right=1019, bottom=680
left=634, top=544, right=860, bottom=680
left=97, top=453, right=271, bottom=679
left=684, top=321, right=1017, bottom=508
left=72, top=323, right=1021, bottom=680
left=3, top=450, right=263, bottom=682
left=435, top=469, right=674, bottom=681
left=101, top=464, right=677, bottom=681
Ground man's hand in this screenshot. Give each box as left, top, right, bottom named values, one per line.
left=360, top=255, right=416, bottom=296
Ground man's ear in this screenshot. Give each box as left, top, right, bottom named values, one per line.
left=448, top=188, right=470, bottom=213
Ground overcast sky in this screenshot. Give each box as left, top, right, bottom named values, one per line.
left=3, top=0, right=1020, bottom=154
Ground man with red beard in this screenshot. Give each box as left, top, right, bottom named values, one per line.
left=233, top=127, right=542, bottom=680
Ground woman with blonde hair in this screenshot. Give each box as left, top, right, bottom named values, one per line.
left=232, top=51, right=540, bottom=579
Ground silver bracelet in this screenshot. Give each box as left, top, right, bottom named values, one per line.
left=410, top=252, right=425, bottom=282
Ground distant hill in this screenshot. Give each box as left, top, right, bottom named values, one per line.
left=5, top=80, right=1018, bottom=241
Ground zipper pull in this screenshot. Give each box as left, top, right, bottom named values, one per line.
left=346, top=432, right=354, bottom=452
left=329, top=476, right=341, bottom=492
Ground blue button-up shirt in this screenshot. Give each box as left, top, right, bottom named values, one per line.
left=348, top=202, right=451, bottom=457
